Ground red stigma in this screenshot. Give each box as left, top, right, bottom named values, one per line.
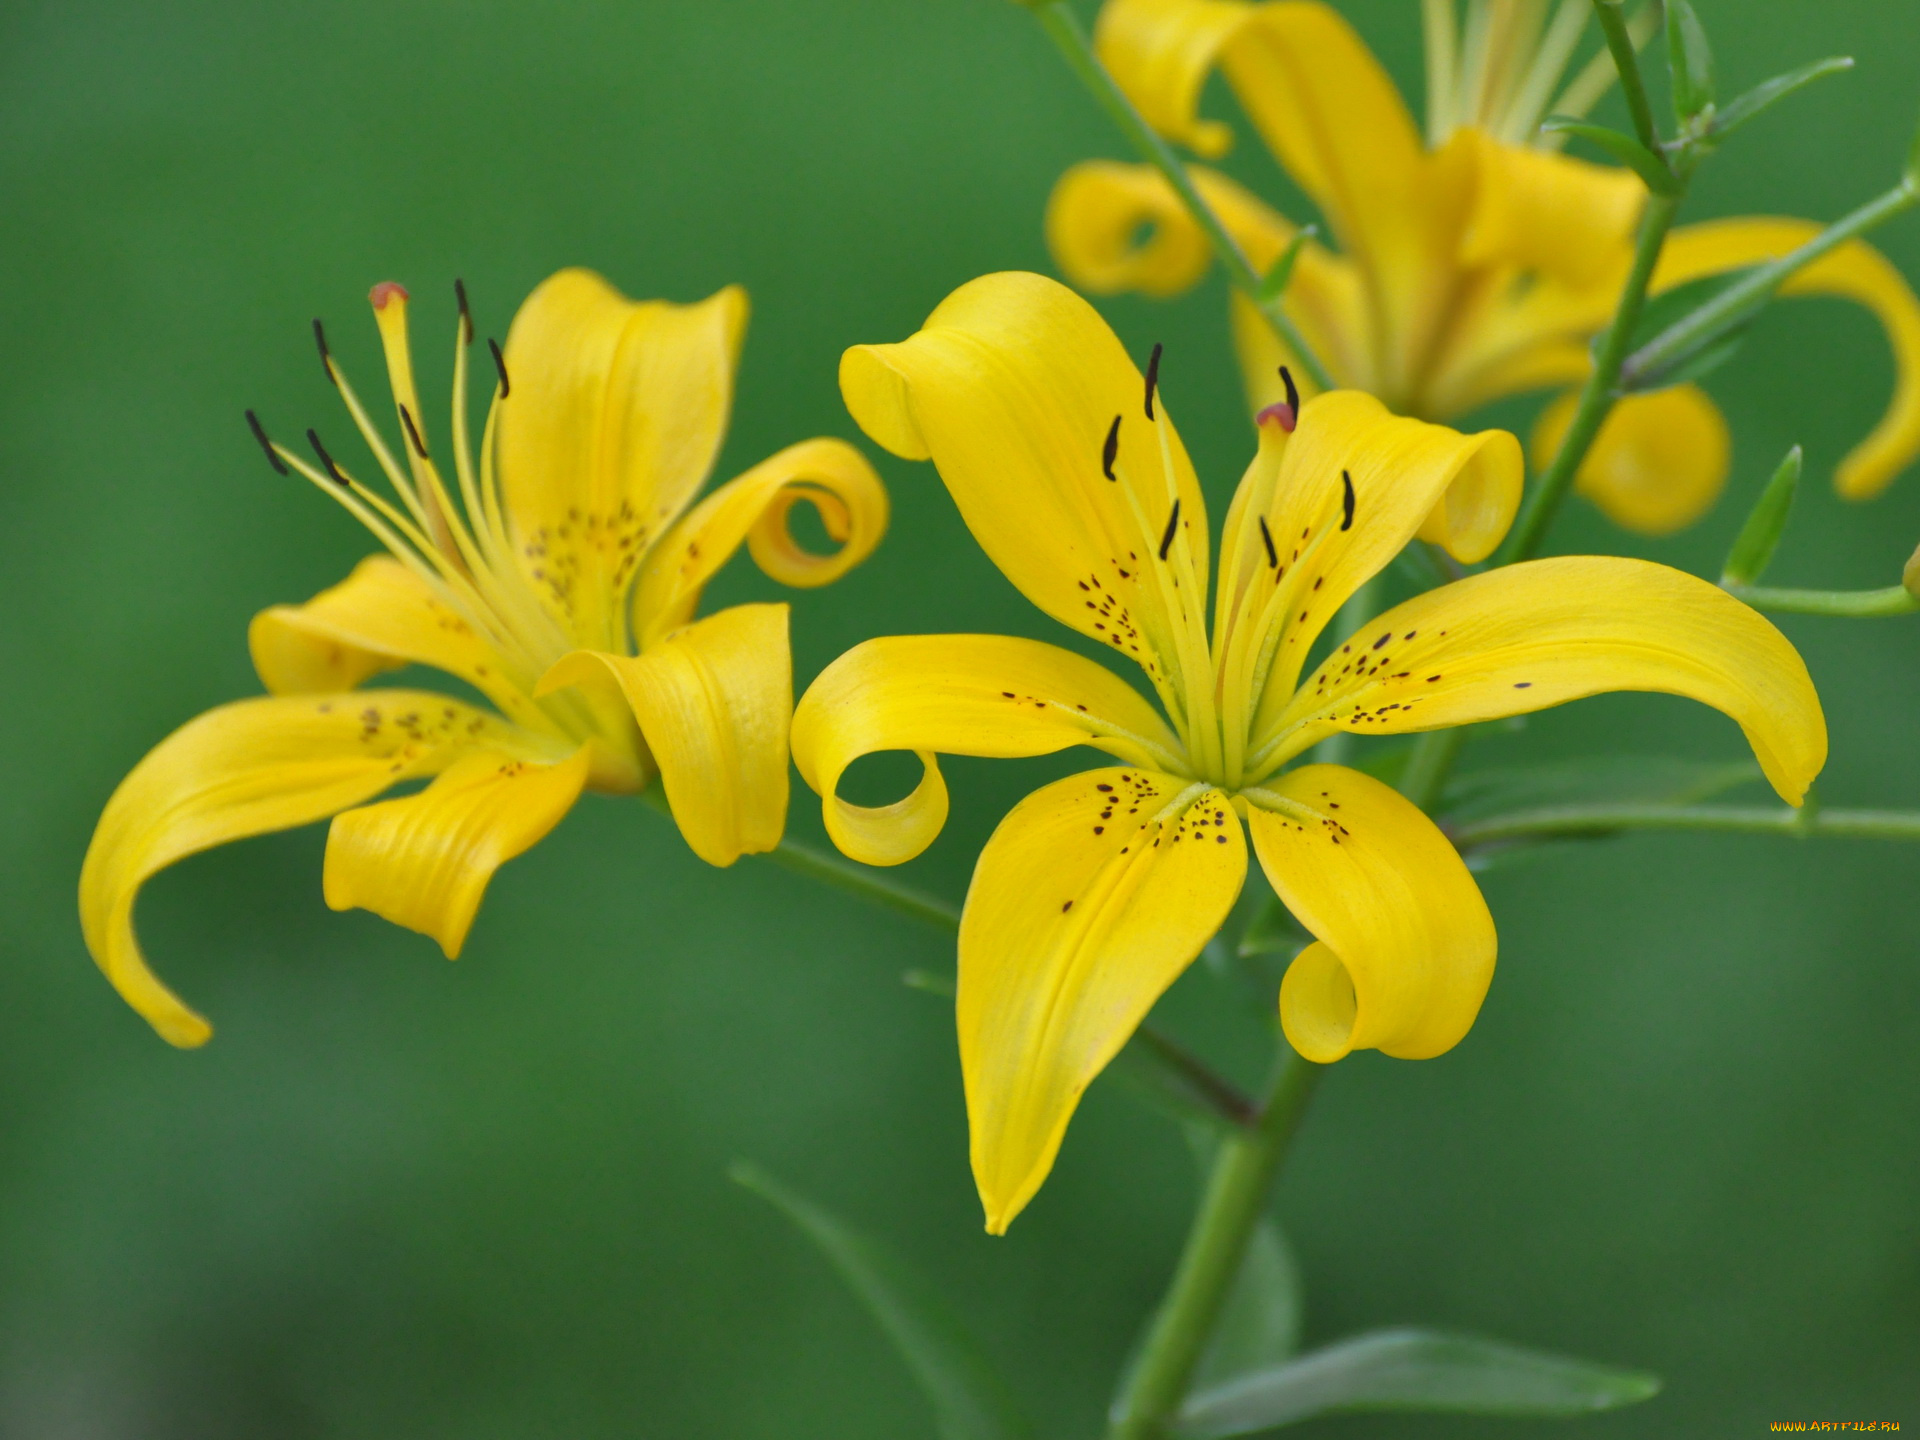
left=1255, top=401, right=1297, bottom=432
left=369, top=281, right=411, bottom=310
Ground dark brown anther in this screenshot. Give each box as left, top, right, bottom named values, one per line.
left=312, top=319, right=335, bottom=383
left=1158, top=498, right=1181, bottom=560
left=487, top=338, right=511, bottom=397
left=307, top=429, right=351, bottom=487
left=1340, top=469, right=1355, bottom=531
left=1280, top=364, right=1299, bottom=416
left=454, top=279, right=474, bottom=345
left=1258, top=515, right=1278, bottom=568
left=399, top=403, right=430, bottom=460
left=1144, top=342, right=1163, bottom=420
left=1102, top=414, right=1121, bottom=481
left=245, top=410, right=288, bottom=475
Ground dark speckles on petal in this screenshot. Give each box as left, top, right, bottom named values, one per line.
left=1514, top=681, right=1533, bottom=689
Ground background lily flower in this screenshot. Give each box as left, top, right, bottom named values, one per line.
left=80, top=269, right=887, bottom=1048
left=792, top=270, right=1826, bottom=1232
left=1045, top=0, right=1920, bottom=534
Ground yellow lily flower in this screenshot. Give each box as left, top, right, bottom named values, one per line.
left=793, top=270, right=1825, bottom=1232
left=1046, top=0, right=1920, bottom=533
left=82, top=269, right=887, bottom=1048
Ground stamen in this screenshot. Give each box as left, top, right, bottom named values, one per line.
left=307, top=428, right=351, bottom=487
left=399, top=403, right=431, bottom=460
left=1144, top=342, right=1163, bottom=420
left=245, top=410, right=287, bottom=474
left=313, top=319, right=335, bottom=384
left=1255, top=366, right=1301, bottom=432
left=1341, top=469, right=1355, bottom=531
left=1258, top=515, right=1278, bottom=569
left=454, top=279, right=474, bottom=346
left=488, top=338, right=511, bottom=397
left=1102, top=415, right=1121, bottom=481
left=1158, top=498, right=1181, bottom=560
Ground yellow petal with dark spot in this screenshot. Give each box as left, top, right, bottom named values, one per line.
left=791, top=634, right=1187, bottom=867
left=324, top=746, right=593, bottom=957
left=79, top=692, right=528, bottom=1046
left=1264, top=557, right=1827, bottom=804
left=1246, top=764, right=1494, bottom=1063
left=961, top=768, right=1244, bottom=1232
left=631, top=437, right=886, bottom=647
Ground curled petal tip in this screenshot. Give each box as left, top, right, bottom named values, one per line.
left=369, top=281, right=410, bottom=310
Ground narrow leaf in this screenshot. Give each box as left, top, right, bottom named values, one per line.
left=1255, top=225, right=1318, bottom=303
left=731, top=1163, right=1032, bottom=1440
left=1618, top=266, right=1770, bottom=390
left=1712, top=57, right=1852, bottom=139
left=1176, top=1328, right=1661, bottom=1438
left=1540, top=117, right=1678, bottom=194
left=1721, top=445, right=1803, bottom=586
left=1664, top=0, right=1716, bottom=121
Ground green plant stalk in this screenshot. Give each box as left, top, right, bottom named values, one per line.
left=1724, top=583, right=1920, bottom=617
left=1497, top=188, right=1685, bottom=565
left=1622, top=180, right=1920, bottom=387
left=1590, top=0, right=1665, bottom=154
left=1029, top=0, right=1336, bottom=392
left=1107, top=1049, right=1323, bottom=1440
left=1453, top=802, right=1920, bottom=846
left=1399, top=728, right=1469, bottom=811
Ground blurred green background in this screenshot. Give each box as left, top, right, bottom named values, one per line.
left=2, top=0, right=1916, bottom=1434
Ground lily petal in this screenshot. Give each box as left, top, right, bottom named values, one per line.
left=79, top=692, right=525, bottom=1046
left=1533, top=383, right=1731, bottom=536
left=325, top=746, right=593, bottom=957
left=1046, top=160, right=1217, bottom=298
left=1233, top=393, right=1521, bottom=757
left=631, top=437, right=887, bottom=647
left=541, top=603, right=793, bottom=866
left=1264, top=556, right=1827, bottom=804
left=1457, top=129, right=1643, bottom=289
left=1246, top=764, right=1494, bottom=1063
left=791, top=634, right=1187, bottom=867
left=498, top=268, right=748, bottom=644
left=1655, top=218, right=1920, bottom=500
left=840, top=271, right=1212, bottom=715
left=249, top=555, right=555, bottom=732
left=961, top=768, right=1243, bottom=1232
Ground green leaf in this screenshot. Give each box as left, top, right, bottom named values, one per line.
left=1442, top=755, right=1762, bottom=824
left=1721, top=445, right=1803, bottom=586
left=1175, top=1328, right=1661, bottom=1437
left=1617, top=266, right=1770, bottom=391
left=731, top=1164, right=1032, bottom=1440
left=1254, top=225, right=1318, bottom=303
left=1193, top=1219, right=1306, bottom=1389
left=1540, top=117, right=1677, bottom=194
left=1665, top=0, right=1716, bottom=122
left=1712, top=57, right=1852, bottom=139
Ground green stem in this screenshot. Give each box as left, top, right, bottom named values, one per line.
left=1590, top=0, right=1665, bottom=155
left=1725, top=583, right=1920, bottom=617
left=1497, top=188, right=1684, bottom=565
left=1621, top=180, right=1920, bottom=388
left=1029, top=0, right=1337, bottom=392
left=1398, top=728, right=1468, bottom=811
left=1452, top=801, right=1920, bottom=847
left=761, top=835, right=963, bottom=931
left=1107, top=1048, right=1323, bottom=1440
